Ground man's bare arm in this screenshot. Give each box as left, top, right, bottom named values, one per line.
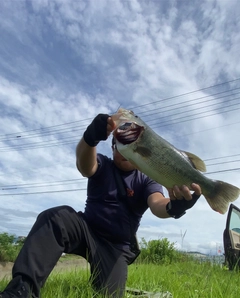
left=76, top=114, right=116, bottom=177
left=76, top=138, right=98, bottom=177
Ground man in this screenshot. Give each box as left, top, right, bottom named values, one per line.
left=0, top=114, right=201, bottom=298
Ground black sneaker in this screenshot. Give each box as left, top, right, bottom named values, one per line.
left=0, top=276, right=30, bottom=298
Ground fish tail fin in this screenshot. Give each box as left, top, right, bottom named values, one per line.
left=205, top=181, right=240, bottom=214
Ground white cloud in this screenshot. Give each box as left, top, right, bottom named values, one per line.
left=0, top=0, right=239, bottom=255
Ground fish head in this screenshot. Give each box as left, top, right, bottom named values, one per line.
left=111, top=108, right=145, bottom=148
left=111, top=108, right=145, bottom=128
left=113, top=122, right=145, bottom=146
left=112, top=110, right=150, bottom=171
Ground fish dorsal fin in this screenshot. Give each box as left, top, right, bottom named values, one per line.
left=181, top=150, right=206, bottom=172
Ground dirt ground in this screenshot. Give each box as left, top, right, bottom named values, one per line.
left=0, top=257, right=88, bottom=280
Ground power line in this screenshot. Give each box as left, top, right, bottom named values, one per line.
left=206, top=168, right=240, bottom=175
left=0, top=188, right=87, bottom=196
left=0, top=123, right=87, bottom=142
left=206, top=160, right=240, bottom=167
left=0, top=111, right=240, bottom=153
left=0, top=135, right=80, bottom=151
left=204, top=154, right=240, bottom=161
left=0, top=161, right=73, bottom=177
left=151, top=105, right=240, bottom=129
left=0, top=138, right=79, bottom=152
left=1, top=87, right=238, bottom=142
left=0, top=153, right=239, bottom=179
left=0, top=118, right=92, bottom=139
left=143, top=93, right=240, bottom=123
left=0, top=166, right=239, bottom=196
left=1, top=99, right=239, bottom=152
left=139, top=88, right=240, bottom=118
left=0, top=178, right=87, bottom=189
left=0, top=162, right=239, bottom=191
left=182, top=120, right=240, bottom=136
left=129, top=77, right=240, bottom=110
left=0, top=77, right=239, bottom=140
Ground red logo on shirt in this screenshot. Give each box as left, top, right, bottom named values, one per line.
left=127, top=188, right=134, bottom=197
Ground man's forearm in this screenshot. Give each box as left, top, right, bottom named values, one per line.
left=76, top=137, right=98, bottom=177
left=76, top=113, right=114, bottom=177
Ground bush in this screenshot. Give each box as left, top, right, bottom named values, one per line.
left=0, top=233, right=24, bottom=262
left=138, top=237, right=182, bottom=265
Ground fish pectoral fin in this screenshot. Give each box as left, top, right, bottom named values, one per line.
left=134, top=146, right=152, bottom=158
left=181, top=150, right=206, bottom=172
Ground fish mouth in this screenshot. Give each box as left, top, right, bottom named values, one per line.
left=114, top=122, right=144, bottom=145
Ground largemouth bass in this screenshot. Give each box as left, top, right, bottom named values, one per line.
left=112, top=108, right=240, bottom=214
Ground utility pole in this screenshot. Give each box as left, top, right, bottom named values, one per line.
left=181, top=229, right=187, bottom=251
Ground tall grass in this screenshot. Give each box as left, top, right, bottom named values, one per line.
left=1, top=235, right=240, bottom=297
left=128, top=261, right=240, bottom=298
left=1, top=261, right=240, bottom=297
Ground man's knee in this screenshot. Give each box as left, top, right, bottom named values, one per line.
left=37, top=205, right=75, bottom=221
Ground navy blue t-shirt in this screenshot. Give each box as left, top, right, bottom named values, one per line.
left=83, top=154, right=164, bottom=244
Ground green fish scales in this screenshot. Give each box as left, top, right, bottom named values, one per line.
left=112, top=108, right=240, bottom=214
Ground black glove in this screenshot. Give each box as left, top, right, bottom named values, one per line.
left=166, top=193, right=200, bottom=219
left=83, top=114, right=109, bottom=147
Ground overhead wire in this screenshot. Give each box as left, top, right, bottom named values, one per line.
left=151, top=105, right=240, bottom=129
left=204, top=153, right=240, bottom=162
left=0, top=188, right=87, bottom=196
left=0, top=153, right=239, bottom=191
left=0, top=77, right=239, bottom=142
left=0, top=118, right=92, bottom=140
left=0, top=77, right=239, bottom=192
left=128, top=77, right=240, bottom=110
left=1, top=166, right=240, bottom=196
left=147, top=97, right=240, bottom=128
left=0, top=152, right=239, bottom=182
left=141, top=93, right=240, bottom=122
left=0, top=178, right=86, bottom=189
left=182, top=120, right=240, bottom=136
left=206, top=168, right=240, bottom=175
left=4, top=97, right=239, bottom=152
left=1, top=93, right=240, bottom=151
left=205, top=160, right=240, bottom=167
left=2, top=89, right=238, bottom=140
left=138, top=87, right=240, bottom=117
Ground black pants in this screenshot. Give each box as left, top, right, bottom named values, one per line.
left=12, top=205, right=132, bottom=298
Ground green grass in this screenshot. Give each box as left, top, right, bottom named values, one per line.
left=128, top=262, right=240, bottom=297
left=1, top=260, right=240, bottom=297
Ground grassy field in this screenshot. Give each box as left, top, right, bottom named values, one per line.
left=1, top=260, right=240, bottom=297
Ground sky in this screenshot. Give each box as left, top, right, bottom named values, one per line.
left=0, top=0, right=240, bottom=255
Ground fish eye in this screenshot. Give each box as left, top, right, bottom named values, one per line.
left=129, top=110, right=138, bottom=118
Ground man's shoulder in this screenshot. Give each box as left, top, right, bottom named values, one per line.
left=135, top=170, right=151, bottom=182
left=136, top=170, right=163, bottom=190
left=97, top=153, right=113, bottom=164
left=90, top=153, right=113, bottom=178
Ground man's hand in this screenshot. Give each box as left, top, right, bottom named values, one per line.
left=83, top=114, right=115, bottom=147
left=106, top=116, right=116, bottom=138
left=168, top=183, right=201, bottom=201
left=77, top=114, right=116, bottom=177
left=166, top=183, right=202, bottom=218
